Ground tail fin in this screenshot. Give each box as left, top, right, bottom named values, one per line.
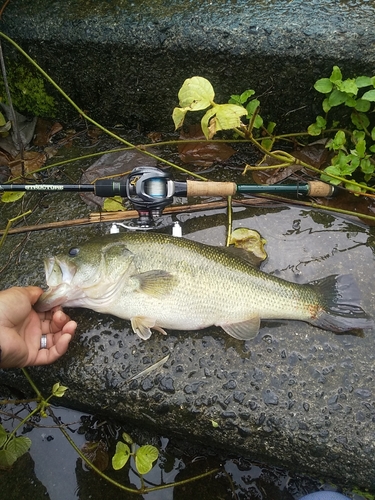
left=310, top=274, right=373, bottom=334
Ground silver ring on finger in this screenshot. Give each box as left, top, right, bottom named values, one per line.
left=40, top=334, right=48, bottom=349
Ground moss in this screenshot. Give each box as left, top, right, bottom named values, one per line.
left=0, top=60, right=56, bottom=117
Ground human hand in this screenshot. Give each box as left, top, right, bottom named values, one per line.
left=0, top=286, right=77, bottom=369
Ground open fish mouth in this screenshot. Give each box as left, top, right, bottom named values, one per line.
left=34, top=257, right=79, bottom=312
left=44, top=257, right=77, bottom=287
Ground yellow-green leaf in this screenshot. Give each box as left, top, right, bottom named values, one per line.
left=178, top=76, right=214, bottom=110
left=103, top=196, right=126, bottom=212
left=172, top=106, right=188, bottom=130
left=135, top=445, right=159, bottom=475
left=213, top=103, right=246, bottom=133
left=0, top=449, right=17, bottom=468
left=52, top=382, right=68, bottom=398
left=112, top=441, right=131, bottom=470
left=7, top=436, right=31, bottom=459
left=1, top=191, right=25, bottom=203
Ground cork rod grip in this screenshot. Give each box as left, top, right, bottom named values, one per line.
left=186, top=180, right=237, bottom=197
left=307, top=181, right=335, bottom=197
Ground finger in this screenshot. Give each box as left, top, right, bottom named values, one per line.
left=29, top=333, right=74, bottom=366
left=22, top=286, right=44, bottom=305
left=49, top=310, right=75, bottom=333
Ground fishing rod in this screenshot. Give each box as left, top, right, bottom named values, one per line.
left=0, top=166, right=336, bottom=227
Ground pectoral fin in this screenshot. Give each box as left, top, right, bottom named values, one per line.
left=220, top=315, right=261, bottom=340
left=131, top=316, right=168, bottom=340
left=131, top=270, right=177, bottom=298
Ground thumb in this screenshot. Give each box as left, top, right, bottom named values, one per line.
left=21, top=286, right=44, bottom=305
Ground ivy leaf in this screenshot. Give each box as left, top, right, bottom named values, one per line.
left=1, top=191, right=25, bottom=203
left=362, top=89, right=375, bottom=102
left=112, top=441, right=131, bottom=470
left=178, top=76, right=214, bottom=110
left=6, top=436, right=31, bottom=459
left=314, top=78, right=333, bottom=94
left=135, top=445, right=159, bottom=475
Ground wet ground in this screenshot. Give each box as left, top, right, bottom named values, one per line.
left=1, top=127, right=374, bottom=499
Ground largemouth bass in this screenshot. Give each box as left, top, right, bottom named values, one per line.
left=35, top=232, right=373, bottom=340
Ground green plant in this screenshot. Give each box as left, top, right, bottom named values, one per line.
left=112, top=432, right=159, bottom=476
left=308, top=65, right=375, bottom=191
left=0, top=380, right=67, bottom=468
left=0, top=62, right=56, bottom=117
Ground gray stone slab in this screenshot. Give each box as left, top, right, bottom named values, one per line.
left=1, top=201, right=375, bottom=489
left=1, top=0, right=375, bottom=131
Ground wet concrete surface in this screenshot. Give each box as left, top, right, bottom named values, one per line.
left=1, top=193, right=375, bottom=490
left=1, top=0, right=375, bottom=131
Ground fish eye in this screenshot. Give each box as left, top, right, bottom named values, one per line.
left=68, top=247, right=80, bottom=257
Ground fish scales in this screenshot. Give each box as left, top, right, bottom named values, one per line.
left=35, top=232, right=373, bottom=340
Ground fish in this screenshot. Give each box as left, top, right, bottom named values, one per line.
left=35, top=232, right=373, bottom=340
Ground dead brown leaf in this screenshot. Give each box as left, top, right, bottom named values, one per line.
left=178, top=124, right=235, bottom=167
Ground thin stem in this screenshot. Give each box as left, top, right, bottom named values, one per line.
left=0, top=31, right=207, bottom=181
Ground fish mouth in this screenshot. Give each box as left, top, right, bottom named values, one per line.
left=34, top=257, right=79, bottom=312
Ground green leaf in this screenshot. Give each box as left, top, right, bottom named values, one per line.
left=103, top=196, right=126, bottom=212
left=328, top=89, right=347, bottom=107
left=316, top=115, right=327, bottom=128
left=215, top=103, right=247, bottom=131
left=266, top=121, right=276, bottom=134
left=211, top=420, right=219, bottom=428
left=202, top=103, right=246, bottom=139
left=0, top=424, right=7, bottom=448
left=354, top=99, right=371, bottom=112
left=178, top=76, right=214, bottom=110
left=0, top=449, right=17, bottom=468
left=371, top=126, right=375, bottom=141
left=344, top=95, right=357, bottom=107
left=330, top=66, right=342, bottom=84
left=240, top=89, right=255, bottom=102
left=331, top=130, right=346, bottom=150
left=360, top=158, right=374, bottom=175
left=7, top=436, right=31, bottom=459
left=320, top=165, right=343, bottom=185
left=52, top=382, right=68, bottom=398
left=314, top=78, right=333, bottom=94
left=172, top=106, right=188, bottom=130
left=362, top=89, right=375, bottom=101
left=355, top=139, right=366, bottom=158
left=351, top=111, right=370, bottom=130
left=338, top=78, right=358, bottom=95
left=228, top=94, right=241, bottom=105
left=122, top=432, right=133, bottom=445
left=135, top=445, right=159, bottom=475
left=307, top=123, right=322, bottom=136
left=356, top=76, right=373, bottom=88
left=322, top=97, right=331, bottom=113
left=1, top=191, right=25, bottom=203
left=246, top=98, right=260, bottom=116
left=112, top=441, right=131, bottom=470
left=201, top=107, right=217, bottom=139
